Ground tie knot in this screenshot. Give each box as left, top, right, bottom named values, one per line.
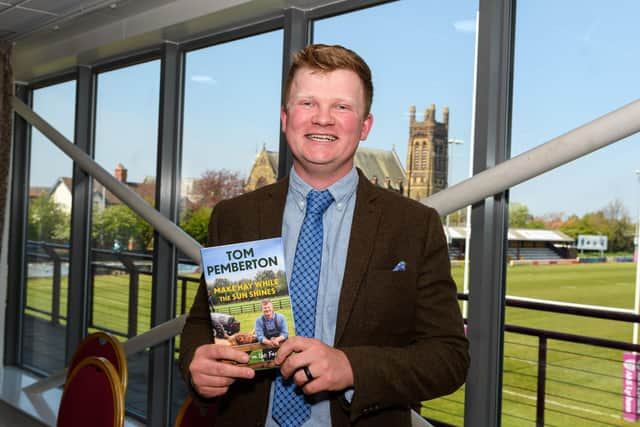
left=306, top=190, right=334, bottom=215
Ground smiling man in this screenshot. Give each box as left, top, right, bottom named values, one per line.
left=180, top=44, right=469, bottom=427
left=255, top=298, right=288, bottom=349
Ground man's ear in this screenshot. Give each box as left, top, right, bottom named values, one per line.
left=360, top=113, right=374, bottom=141
left=280, top=108, right=288, bottom=132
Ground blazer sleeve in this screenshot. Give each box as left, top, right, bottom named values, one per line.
left=339, top=208, right=469, bottom=421
left=178, top=202, right=224, bottom=403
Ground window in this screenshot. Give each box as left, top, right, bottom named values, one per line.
left=506, top=1, right=640, bottom=424
left=172, top=30, right=283, bottom=419
left=23, top=81, right=76, bottom=373
left=314, top=1, right=477, bottom=423
left=92, top=60, right=160, bottom=417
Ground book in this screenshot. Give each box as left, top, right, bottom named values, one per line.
left=201, top=237, right=294, bottom=370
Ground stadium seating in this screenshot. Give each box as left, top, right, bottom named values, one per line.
left=507, top=247, right=562, bottom=260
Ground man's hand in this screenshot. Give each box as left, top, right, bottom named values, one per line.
left=189, top=344, right=256, bottom=398
left=275, top=336, right=354, bottom=395
left=261, top=338, right=276, bottom=348
left=270, top=337, right=283, bottom=348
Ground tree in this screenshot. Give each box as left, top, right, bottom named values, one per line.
left=541, top=211, right=566, bottom=229
left=559, top=214, right=595, bottom=239
left=92, top=204, right=153, bottom=250
left=180, top=207, right=212, bottom=245
left=602, top=199, right=634, bottom=252
left=559, top=199, right=634, bottom=252
left=189, top=169, right=244, bottom=210
left=509, top=202, right=544, bottom=229
left=28, top=195, right=70, bottom=242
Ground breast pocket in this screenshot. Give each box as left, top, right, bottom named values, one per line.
left=357, top=270, right=417, bottom=339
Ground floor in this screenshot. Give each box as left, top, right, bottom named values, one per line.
left=0, top=400, right=44, bottom=427
left=1, top=315, right=189, bottom=426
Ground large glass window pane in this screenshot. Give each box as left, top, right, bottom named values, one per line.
left=23, top=81, right=76, bottom=373
left=506, top=2, right=640, bottom=425
left=314, top=1, right=477, bottom=424
left=171, top=30, right=283, bottom=419
left=92, top=60, right=160, bottom=418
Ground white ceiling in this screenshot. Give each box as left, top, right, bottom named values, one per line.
left=0, top=0, right=158, bottom=42
left=7, top=0, right=340, bottom=82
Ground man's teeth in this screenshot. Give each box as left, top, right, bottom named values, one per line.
left=308, top=134, right=337, bottom=142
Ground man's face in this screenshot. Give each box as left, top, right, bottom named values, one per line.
left=262, top=303, right=273, bottom=319
left=281, top=67, right=373, bottom=187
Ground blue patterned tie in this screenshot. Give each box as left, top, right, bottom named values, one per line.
left=273, top=190, right=334, bottom=427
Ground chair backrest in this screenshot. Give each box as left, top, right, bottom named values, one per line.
left=57, top=356, right=124, bottom=427
left=68, top=331, right=128, bottom=392
left=174, top=394, right=218, bottom=427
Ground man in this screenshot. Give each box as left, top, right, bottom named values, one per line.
left=179, top=44, right=469, bottom=426
left=255, top=298, right=288, bottom=348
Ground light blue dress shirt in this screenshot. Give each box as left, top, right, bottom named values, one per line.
left=265, top=166, right=358, bottom=427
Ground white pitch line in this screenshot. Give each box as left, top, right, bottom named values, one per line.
left=503, top=389, right=619, bottom=419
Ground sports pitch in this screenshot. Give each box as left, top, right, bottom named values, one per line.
left=423, top=262, right=637, bottom=426
left=25, top=261, right=638, bottom=426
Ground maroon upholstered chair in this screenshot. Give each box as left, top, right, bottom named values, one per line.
left=57, top=356, right=124, bottom=427
left=174, top=394, right=218, bottom=427
left=68, top=331, right=128, bottom=392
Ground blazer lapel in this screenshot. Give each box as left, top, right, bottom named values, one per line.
left=334, top=171, right=382, bottom=343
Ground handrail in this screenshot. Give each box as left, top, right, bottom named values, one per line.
left=13, top=96, right=640, bottom=265
left=15, top=93, right=640, bottom=344
left=22, top=314, right=187, bottom=393
left=13, top=97, right=640, bottom=393
left=423, top=99, right=640, bottom=213
left=12, top=97, right=202, bottom=263
left=459, top=292, right=640, bottom=322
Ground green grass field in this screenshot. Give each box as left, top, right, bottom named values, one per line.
left=421, top=262, right=637, bottom=426
left=25, top=262, right=638, bottom=426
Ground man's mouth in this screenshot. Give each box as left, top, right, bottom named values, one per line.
left=306, top=134, right=337, bottom=142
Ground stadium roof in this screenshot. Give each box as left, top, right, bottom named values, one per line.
left=446, top=226, right=574, bottom=243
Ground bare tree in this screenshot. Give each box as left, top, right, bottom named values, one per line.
left=189, top=169, right=244, bottom=210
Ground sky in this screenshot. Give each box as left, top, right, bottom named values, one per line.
left=29, top=0, right=640, bottom=221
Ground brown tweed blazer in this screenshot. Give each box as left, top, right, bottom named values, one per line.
left=179, top=169, right=469, bottom=426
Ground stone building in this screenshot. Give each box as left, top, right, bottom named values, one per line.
left=245, top=145, right=405, bottom=194
left=245, top=103, right=449, bottom=201
left=244, top=147, right=279, bottom=193
left=405, top=104, right=449, bottom=201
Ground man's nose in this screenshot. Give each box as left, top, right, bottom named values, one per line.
left=312, top=105, right=334, bottom=126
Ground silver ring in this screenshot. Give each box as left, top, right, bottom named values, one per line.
left=303, top=366, right=314, bottom=382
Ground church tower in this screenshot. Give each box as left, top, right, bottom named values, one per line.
left=405, top=104, right=449, bottom=201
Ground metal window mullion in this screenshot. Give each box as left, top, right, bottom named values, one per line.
left=278, top=8, right=310, bottom=180
left=66, top=65, right=95, bottom=362
left=147, top=42, right=183, bottom=427
left=5, top=84, right=31, bottom=366
left=465, top=0, right=515, bottom=425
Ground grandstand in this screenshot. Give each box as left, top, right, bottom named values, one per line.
left=446, top=226, right=575, bottom=261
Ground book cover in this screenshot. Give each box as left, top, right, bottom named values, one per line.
left=201, top=237, right=294, bottom=370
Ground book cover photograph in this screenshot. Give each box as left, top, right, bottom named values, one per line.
left=201, top=237, right=294, bottom=370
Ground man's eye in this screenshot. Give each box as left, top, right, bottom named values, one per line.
left=336, top=104, right=350, bottom=110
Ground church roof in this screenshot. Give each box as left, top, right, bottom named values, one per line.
left=266, top=150, right=279, bottom=172
left=353, top=147, right=405, bottom=183
left=260, top=147, right=406, bottom=184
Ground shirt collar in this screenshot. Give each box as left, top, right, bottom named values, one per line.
left=289, top=166, right=358, bottom=213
